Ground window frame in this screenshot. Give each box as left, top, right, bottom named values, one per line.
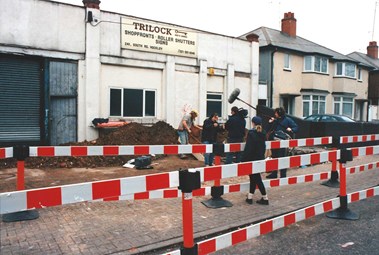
left=284, top=53, right=291, bottom=70
left=206, top=92, right=223, bottom=118
left=302, top=94, right=326, bottom=117
left=357, top=67, right=362, bottom=81
left=333, top=96, right=354, bottom=118
left=303, top=55, right=329, bottom=74
left=109, top=87, right=157, bottom=118
left=335, top=62, right=356, bottom=78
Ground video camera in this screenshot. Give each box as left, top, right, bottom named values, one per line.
left=238, top=108, right=248, bottom=118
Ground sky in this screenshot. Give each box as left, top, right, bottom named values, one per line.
left=57, top=0, right=378, bottom=55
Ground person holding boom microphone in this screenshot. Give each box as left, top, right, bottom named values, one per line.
left=225, top=106, right=246, bottom=164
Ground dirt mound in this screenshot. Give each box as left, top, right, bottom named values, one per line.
left=0, top=121, right=181, bottom=169
left=96, top=121, right=179, bottom=145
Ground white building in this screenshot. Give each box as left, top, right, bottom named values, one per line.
left=0, top=0, right=261, bottom=145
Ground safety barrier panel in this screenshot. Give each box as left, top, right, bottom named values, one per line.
left=322, top=134, right=379, bottom=188
left=1, top=135, right=378, bottom=253
left=340, top=134, right=379, bottom=144
left=93, top=161, right=379, bottom=202
left=1, top=145, right=379, bottom=214
left=1, top=134, right=377, bottom=158
left=26, top=136, right=331, bottom=156
left=0, top=147, right=13, bottom=159
left=161, top=186, right=379, bottom=255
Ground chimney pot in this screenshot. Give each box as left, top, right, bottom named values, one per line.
left=281, top=12, right=297, bottom=37
left=246, top=33, right=259, bottom=42
left=367, top=41, right=378, bottom=59
left=83, top=0, right=101, bottom=9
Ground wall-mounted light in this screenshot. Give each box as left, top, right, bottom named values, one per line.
left=87, top=11, right=93, bottom=22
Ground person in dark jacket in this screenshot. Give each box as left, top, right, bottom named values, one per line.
left=266, top=107, right=299, bottom=178
left=201, top=113, right=223, bottom=166
left=225, top=106, right=246, bottom=164
left=242, top=116, right=268, bottom=205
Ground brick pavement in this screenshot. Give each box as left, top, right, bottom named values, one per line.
left=1, top=154, right=378, bottom=255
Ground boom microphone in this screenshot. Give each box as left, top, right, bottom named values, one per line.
left=228, top=88, right=240, bottom=104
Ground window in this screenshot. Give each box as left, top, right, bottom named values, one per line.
left=335, top=62, right=356, bottom=78
left=110, top=88, right=156, bottom=117
left=334, top=96, right=353, bottom=118
left=302, top=94, right=326, bottom=117
left=206, top=93, right=222, bottom=118
left=284, top=53, right=291, bottom=70
left=304, top=55, right=328, bottom=74
left=357, top=68, right=362, bottom=81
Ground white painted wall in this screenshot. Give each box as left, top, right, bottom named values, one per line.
left=0, top=0, right=260, bottom=142
left=0, top=0, right=85, bottom=54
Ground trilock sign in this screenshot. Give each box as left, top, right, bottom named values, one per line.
left=121, top=18, right=198, bottom=58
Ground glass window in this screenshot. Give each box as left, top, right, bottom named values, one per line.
left=110, top=89, right=122, bottom=116
left=333, top=96, right=353, bottom=118
left=357, top=68, right=362, bottom=81
left=345, top=63, right=356, bottom=78
left=284, top=53, right=291, bottom=69
left=336, top=63, right=343, bottom=75
left=302, top=94, right=326, bottom=117
left=206, top=93, right=222, bottom=118
left=304, top=55, right=328, bottom=74
left=110, top=88, right=156, bottom=117
left=124, top=89, right=143, bottom=117
left=304, top=56, right=312, bottom=71
left=335, top=62, right=356, bottom=78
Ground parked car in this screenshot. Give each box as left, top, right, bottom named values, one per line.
left=304, top=114, right=355, bottom=122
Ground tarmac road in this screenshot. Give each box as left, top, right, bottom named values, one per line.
left=213, top=195, right=379, bottom=255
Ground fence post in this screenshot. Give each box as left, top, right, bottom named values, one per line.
left=326, top=149, right=359, bottom=220
left=322, top=136, right=340, bottom=188
left=179, top=169, right=201, bottom=255
left=2, top=145, right=39, bottom=222
left=201, top=143, right=233, bottom=209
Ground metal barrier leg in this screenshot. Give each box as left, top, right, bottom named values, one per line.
left=326, top=160, right=358, bottom=220
left=321, top=158, right=340, bottom=188
left=201, top=156, right=233, bottom=209
left=179, top=169, right=200, bottom=255
left=2, top=145, right=39, bottom=222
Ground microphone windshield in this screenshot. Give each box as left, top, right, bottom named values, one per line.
left=228, top=88, right=240, bottom=104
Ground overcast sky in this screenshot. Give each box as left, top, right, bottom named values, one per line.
left=57, top=0, right=378, bottom=55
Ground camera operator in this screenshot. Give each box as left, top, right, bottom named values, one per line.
left=225, top=106, right=246, bottom=164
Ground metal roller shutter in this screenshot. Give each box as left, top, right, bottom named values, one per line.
left=0, top=56, right=41, bottom=144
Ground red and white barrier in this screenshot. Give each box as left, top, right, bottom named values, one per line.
left=2, top=145, right=379, bottom=214
left=0, top=150, right=337, bottom=214
left=0, top=147, right=13, bottom=159
left=95, top=161, right=378, bottom=201
left=349, top=145, right=379, bottom=157
left=162, top=186, right=379, bottom=255
left=0, top=171, right=179, bottom=214
left=266, top=136, right=332, bottom=149
left=341, top=134, right=379, bottom=144
left=0, top=134, right=377, bottom=159
left=25, top=136, right=334, bottom=157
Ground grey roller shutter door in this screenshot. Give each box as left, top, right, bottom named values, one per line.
left=0, top=56, right=41, bottom=144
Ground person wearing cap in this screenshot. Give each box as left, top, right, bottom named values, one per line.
left=177, top=109, right=202, bottom=159
left=241, top=116, right=269, bottom=205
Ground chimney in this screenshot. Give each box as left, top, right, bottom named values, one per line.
left=367, top=41, right=378, bottom=59
left=82, top=0, right=101, bottom=9
left=281, top=12, right=297, bottom=37
left=246, top=33, right=259, bottom=43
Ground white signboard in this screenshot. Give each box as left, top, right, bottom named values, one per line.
left=121, top=18, right=198, bottom=58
